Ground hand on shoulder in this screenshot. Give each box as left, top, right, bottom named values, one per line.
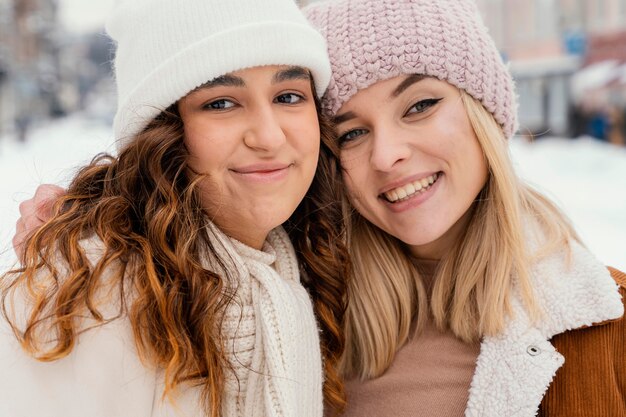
left=13, top=184, right=66, bottom=260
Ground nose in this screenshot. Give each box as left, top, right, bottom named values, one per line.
left=369, top=124, right=411, bottom=172
left=243, top=103, right=287, bottom=152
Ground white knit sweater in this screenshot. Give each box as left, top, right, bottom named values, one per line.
left=0, top=224, right=324, bottom=417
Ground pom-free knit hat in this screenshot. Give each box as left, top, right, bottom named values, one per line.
left=304, top=0, right=518, bottom=138
left=107, top=0, right=332, bottom=150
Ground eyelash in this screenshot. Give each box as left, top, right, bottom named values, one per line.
left=337, top=98, right=443, bottom=146
left=203, top=99, right=235, bottom=110
left=338, top=128, right=368, bottom=144
left=275, top=92, right=306, bottom=104
left=202, top=93, right=306, bottom=111
left=406, top=98, right=443, bottom=115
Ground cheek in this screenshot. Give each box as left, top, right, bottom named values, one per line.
left=339, top=143, right=369, bottom=177
left=339, top=145, right=371, bottom=171
left=459, top=129, right=488, bottom=182
left=294, top=109, right=320, bottom=143
left=436, top=105, right=487, bottom=180
left=183, top=122, right=236, bottom=172
left=185, top=135, right=215, bottom=172
left=288, top=114, right=321, bottom=164
left=341, top=164, right=368, bottom=204
left=471, top=151, right=489, bottom=192
left=184, top=119, right=211, bottom=152
left=304, top=127, right=322, bottom=159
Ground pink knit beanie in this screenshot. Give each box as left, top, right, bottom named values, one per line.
left=303, top=0, right=518, bottom=138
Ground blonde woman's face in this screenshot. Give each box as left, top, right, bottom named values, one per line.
left=179, top=65, right=320, bottom=249
left=335, top=76, right=488, bottom=259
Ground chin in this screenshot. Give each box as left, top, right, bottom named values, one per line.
left=255, top=205, right=297, bottom=230
left=391, top=226, right=443, bottom=247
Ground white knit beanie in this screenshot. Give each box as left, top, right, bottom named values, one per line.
left=106, top=0, right=332, bottom=151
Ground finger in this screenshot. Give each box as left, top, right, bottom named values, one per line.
left=24, top=215, right=46, bottom=232
left=33, top=184, right=66, bottom=221
left=18, top=199, right=35, bottom=217
left=12, top=218, right=28, bottom=259
left=14, top=201, right=47, bottom=259
left=33, top=184, right=66, bottom=205
left=11, top=234, right=23, bottom=258
left=17, top=198, right=44, bottom=235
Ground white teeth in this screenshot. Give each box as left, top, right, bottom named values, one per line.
left=383, top=173, right=439, bottom=203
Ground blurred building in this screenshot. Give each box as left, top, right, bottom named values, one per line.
left=477, top=0, right=626, bottom=137
left=0, top=1, right=13, bottom=136
left=0, top=0, right=63, bottom=140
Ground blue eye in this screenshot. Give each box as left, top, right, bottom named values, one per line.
left=203, top=99, right=236, bottom=110
left=338, top=128, right=368, bottom=146
left=275, top=93, right=304, bottom=104
left=406, top=98, right=443, bottom=115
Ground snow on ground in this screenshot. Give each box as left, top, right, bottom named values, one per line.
left=0, top=117, right=625, bottom=272
left=0, top=116, right=115, bottom=270
left=510, top=137, right=626, bottom=270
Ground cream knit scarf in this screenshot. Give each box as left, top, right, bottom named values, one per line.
left=204, top=222, right=324, bottom=417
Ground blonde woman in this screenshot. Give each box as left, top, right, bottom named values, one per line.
left=303, top=0, right=624, bottom=416
left=0, top=0, right=349, bottom=416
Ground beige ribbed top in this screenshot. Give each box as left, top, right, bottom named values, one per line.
left=342, top=260, right=480, bottom=417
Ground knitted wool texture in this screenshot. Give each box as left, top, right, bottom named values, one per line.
left=106, top=0, right=331, bottom=150
left=0, top=225, right=324, bottom=417
left=205, top=222, right=324, bottom=417
left=304, top=0, right=518, bottom=138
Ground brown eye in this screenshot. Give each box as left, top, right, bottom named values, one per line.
left=275, top=93, right=304, bottom=104
left=203, top=99, right=236, bottom=110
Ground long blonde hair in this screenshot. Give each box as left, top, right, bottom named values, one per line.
left=340, top=91, right=581, bottom=379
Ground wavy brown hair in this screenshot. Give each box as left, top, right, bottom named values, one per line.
left=2, top=89, right=349, bottom=416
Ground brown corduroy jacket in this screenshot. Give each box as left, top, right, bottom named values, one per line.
left=539, top=267, right=626, bottom=417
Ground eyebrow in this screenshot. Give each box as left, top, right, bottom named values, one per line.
left=194, top=74, right=245, bottom=91
left=192, top=66, right=311, bottom=93
left=333, top=111, right=357, bottom=125
left=272, top=66, right=312, bottom=83
left=333, top=74, right=428, bottom=124
left=391, top=74, right=427, bottom=97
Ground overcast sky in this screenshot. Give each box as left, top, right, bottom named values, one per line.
left=58, top=0, right=116, bottom=33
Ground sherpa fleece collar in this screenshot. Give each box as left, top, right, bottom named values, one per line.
left=465, top=240, right=624, bottom=417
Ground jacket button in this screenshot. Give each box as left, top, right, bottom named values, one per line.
left=527, top=345, right=541, bottom=356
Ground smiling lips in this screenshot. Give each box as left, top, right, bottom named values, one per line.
left=230, top=163, right=292, bottom=182
left=381, top=172, right=441, bottom=203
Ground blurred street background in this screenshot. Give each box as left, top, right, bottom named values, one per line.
left=0, top=0, right=625, bottom=269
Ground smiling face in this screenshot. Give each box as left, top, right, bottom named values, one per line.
left=335, top=76, right=488, bottom=259
left=178, top=65, right=320, bottom=249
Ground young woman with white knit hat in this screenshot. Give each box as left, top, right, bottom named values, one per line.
left=0, top=0, right=349, bottom=416
left=303, top=0, right=625, bottom=415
